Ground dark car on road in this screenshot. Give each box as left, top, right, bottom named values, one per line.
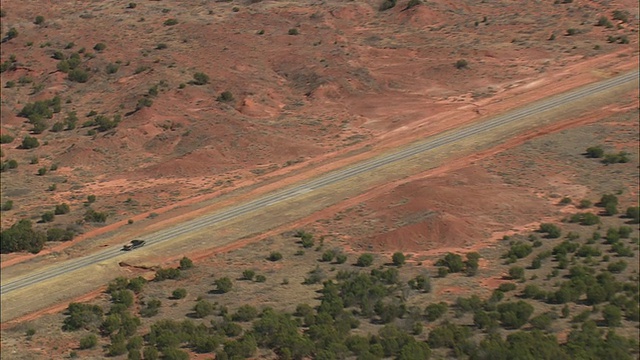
left=122, top=239, right=146, bottom=251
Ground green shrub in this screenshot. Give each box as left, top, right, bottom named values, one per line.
left=5, top=28, right=18, bottom=40
left=0, top=134, right=14, bottom=144
left=192, top=72, right=209, bottom=85
left=41, top=211, right=54, bottom=223
left=105, top=63, right=119, bottom=74
left=140, top=299, right=161, bottom=318
left=268, top=252, right=282, bottom=261
left=530, top=312, right=554, bottom=330
left=194, top=300, right=216, bottom=318
left=62, top=302, right=104, bottom=331
left=172, top=288, right=187, bottom=299
left=602, top=304, right=622, bottom=326
left=54, top=203, right=70, bottom=215
left=596, top=16, right=613, bottom=28
left=179, top=256, right=193, bottom=270
left=570, top=212, right=600, bottom=225
left=84, top=209, right=107, bottom=223
left=602, top=151, right=630, bottom=164
left=217, top=91, right=234, bottom=102
left=297, top=231, right=315, bottom=248
left=242, top=269, right=255, bottom=280
left=455, top=59, right=469, bottom=69
left=288, top=28, right=299, bottom=35
left=156, top=43, right=167, bottom=50
left=335, top=253, right=347, bottom=264
left=436, top=252, right=465, bottom=273
left=356, top=253, right=374, bottom=267
left=612, top=10, right=629, bottom=23
left=586, top=146, right=604, bottom=158
left=509, top=266, right=525, bottom=280
left=68, top=68, right=89, bottom=83
left=566, top=28, right=579, bottom=36
left=504, top=241, right=533, bottom=259
left=111, top=289, right=134, bottom=308
left=232, top=305, right=258, bottom=322
left=392, top=252, right=406, bottom=266
left=496, top=301, right=534, bottom=329
left=51, top=121, right=64, bottom=132
left=498, top=283, right=517, bottom=292
left=618, top=226, right=632, bottom=238
left=405, top=0, right=421, bottom=10
left=539, top=223, right=561, bottom=238
left=425, top=302, right=448, bottom=322
left=34, top=15, right=45, bottom=25
left=1, top=200, right=13, bottom=211
left=20, top=136, right=40, bottom=149
left=255, top=274, right=266, bottom=283
left=379, top=0, right=396, bottom=11
left=625, top=207, right=640, bottom=223
left=164, top=18, right=178, bottom=26
left=47, top=228, right=74, bottom=242
left=134, top=65, right=149, bottom=74
left=607, top=260, right=627, bottom=273
left=93, top=43, right=106, bottom=51
left=136, top=97, right=153, bottom=109
left=79, top=334, right=98, bottom=349
left=321, top=250, right=336, bottom=262
left=215, top=277, right=233, bottom=293
left=155, top=267, right=181, bottom=281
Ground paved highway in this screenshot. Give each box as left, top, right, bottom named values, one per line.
left=1, top=69, right=637, bottom=296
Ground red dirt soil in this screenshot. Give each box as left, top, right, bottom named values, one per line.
left=0, top=0, right=638, bottom=328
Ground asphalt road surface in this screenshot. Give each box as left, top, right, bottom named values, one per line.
left=1, top=69, right=637, bottom=296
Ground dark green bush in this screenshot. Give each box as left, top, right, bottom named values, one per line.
left=539, top=223, right=561, bottom=238
left=172, top=288, right=187, bottom=299
left=79, top=334, right=98, bottom=349
left=436, top=253, right=465, bottom=273
left=586, top=146, right=604, bottom=158
left=154, top=267, right=181, bottom=281
left=496, top=301, right=534, bottom=329
left=425, top=302, right=448, bottom=322
left=356, top=253, right=374, bottom=267
left=192, top=72, right=209, bottom=85
left=68, top=68, right=89, bottom=83
left=0, top=134, right=14, bottom=143
left=179, top=256, right=193, bottom=270
left=215, top=277, right=233, bottom=293
left=392, top=252, right=406, bottom=266
left=379, top=0, right=396, bottom=11
left=455, top=59, right=469, bottom=69
left=217, top=91, right=234, bottom=102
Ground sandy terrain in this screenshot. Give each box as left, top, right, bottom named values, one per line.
left=1, top=0, right=638, bottom=234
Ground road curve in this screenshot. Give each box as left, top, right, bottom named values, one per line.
left=1, top=69, right=638, bottom=295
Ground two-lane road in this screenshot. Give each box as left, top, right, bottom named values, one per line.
left=1, top=69, right=638, bottom=297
